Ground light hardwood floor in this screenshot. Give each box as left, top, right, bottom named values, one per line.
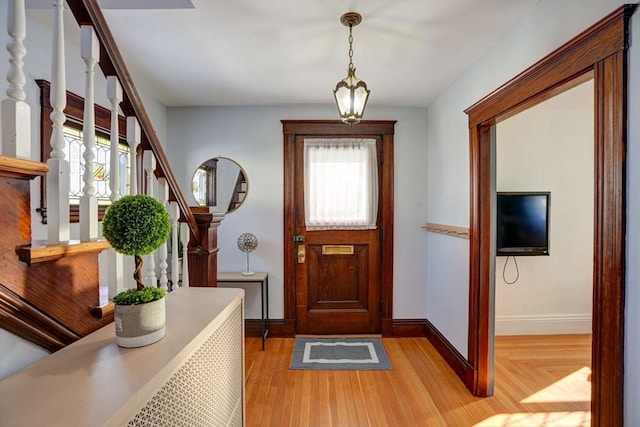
left=245, top=334, right=591, bottom=426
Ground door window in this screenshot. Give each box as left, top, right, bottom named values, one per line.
left=303, top=138, right=378, bottom=230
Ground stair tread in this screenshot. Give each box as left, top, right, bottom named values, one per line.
left=17, top=240, right=111, bottom=266
left=0, top=155, right=48, bottom=180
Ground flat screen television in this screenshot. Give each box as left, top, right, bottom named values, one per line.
left=496, top=192, right=550, bottom=256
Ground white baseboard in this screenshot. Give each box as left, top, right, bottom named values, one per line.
left=495, top=313, right=592, bottom=335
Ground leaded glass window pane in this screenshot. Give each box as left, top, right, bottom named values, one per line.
left=63, top=126, right=130, bottom=204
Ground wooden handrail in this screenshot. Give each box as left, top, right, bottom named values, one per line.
left=65, top=0, right=199, bottom=244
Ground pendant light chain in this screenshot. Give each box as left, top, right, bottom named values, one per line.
left=348, top=24, right=354, bottom=73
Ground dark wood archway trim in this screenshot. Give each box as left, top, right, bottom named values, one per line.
left=282, top=120, right=396, bottom=336
left=464, top=5, right=635, bottom=426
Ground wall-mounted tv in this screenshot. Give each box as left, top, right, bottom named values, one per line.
left=496, top=192, right=550, bottom=256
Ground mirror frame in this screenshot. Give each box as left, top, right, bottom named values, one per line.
left=191, top=156, right=248, bottom=213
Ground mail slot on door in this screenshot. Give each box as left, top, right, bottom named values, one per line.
left=322, top=245, right=354, bottom=255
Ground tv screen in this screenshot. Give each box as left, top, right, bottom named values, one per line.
left=496, top=192, right=550, bottom=256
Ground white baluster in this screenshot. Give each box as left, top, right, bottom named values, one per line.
left=1, top=0, right=31, bottom=158
left=168, top=201, right=180, bottom=291
left=46, top=0, right=69, bottom=244
left=157, top=177, right=169, bottom=291
left=79, top=25, right=99, bottom=242
left=105, top=75, right=124, bottom=298
left=127, top=116, right=140, bottom=195
left=107, top=76, right=122, bottom=202
left=142, top=150, right=157, bottom=287
left=180, top=221, right=190, bottom=287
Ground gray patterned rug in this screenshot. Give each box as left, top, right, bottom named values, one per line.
left=289, top=338, right=392, bottom=370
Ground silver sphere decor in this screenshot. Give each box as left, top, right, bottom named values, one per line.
left=237, top=233, right=258, bottom=276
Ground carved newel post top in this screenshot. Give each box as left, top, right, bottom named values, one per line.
left=191, top=206, right=226, bottom=226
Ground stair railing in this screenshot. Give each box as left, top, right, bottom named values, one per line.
left=0, top=0, right=207, bottom=352
left=66, top=0, right=223, bottom=290
left=63, top=0, right=198, bottom=236
left=2, top=0, right=220, bottom=303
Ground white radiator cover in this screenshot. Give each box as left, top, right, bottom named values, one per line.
left=127, top=304, right=244, bottom=426
left=0, top=288, right=245, bottom=427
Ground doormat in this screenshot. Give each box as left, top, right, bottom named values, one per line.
left=289, top=338, right=392, bottom=370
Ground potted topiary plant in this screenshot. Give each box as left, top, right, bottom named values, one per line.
left=102, top=194, right=171, bottom=348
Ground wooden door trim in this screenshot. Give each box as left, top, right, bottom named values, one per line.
left=464, top=5, right=635, bottom=426
left=282, top=120, right=396, bottom=336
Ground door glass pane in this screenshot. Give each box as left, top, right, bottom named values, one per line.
left=304, top=138, right=378, bottom=230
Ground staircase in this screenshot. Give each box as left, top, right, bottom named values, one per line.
left=0, top=0, right=223, bottom=353
left=228, top=169, right=248, bottom=212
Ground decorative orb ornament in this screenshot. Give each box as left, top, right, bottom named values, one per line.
left=237, top=233, right=258, bottom=275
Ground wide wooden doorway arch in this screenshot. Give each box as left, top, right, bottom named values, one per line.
left=464, top=5, right=635, bottom=426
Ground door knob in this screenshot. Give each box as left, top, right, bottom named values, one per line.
left=297, top=245, right=306, bottom=263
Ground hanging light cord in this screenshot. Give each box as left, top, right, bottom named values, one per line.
left=502, top=256, right=520, bottom=284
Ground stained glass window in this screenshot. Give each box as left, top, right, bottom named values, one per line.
left=63, top=126, right=130, bottom=205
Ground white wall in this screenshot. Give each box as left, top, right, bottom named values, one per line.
left=166, top=105, right=429, bottom=320
left=425, top=0, right=638, bottom=423
left=494, top=80, right=594, bottom=335
left=0, top=330, right=49, bottom=379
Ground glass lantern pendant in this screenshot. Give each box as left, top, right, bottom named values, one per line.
left=333, top=12, right=370, bottom=125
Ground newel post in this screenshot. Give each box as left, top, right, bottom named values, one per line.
left=187, top=207, right=224, bottom=287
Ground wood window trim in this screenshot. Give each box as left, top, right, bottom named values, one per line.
left=36, top=79, right=128, bottom=223
left=464, top=5, right=635, bottom=426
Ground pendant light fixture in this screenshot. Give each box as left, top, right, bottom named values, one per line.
left=333, top=12, right=370, bottom=125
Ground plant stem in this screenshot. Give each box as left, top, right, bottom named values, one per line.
left=134, top=255, right=144, bottom=290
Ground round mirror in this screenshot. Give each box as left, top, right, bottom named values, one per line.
left=191, top=157, right=248, bottom=213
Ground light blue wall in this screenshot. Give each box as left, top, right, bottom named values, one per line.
left=166, top=105, right=429, bottom=320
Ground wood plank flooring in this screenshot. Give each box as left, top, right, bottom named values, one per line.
left=245, top=334, right=591, bottom=426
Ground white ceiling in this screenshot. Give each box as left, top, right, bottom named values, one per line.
left=35, top=0, right=540, bottom=108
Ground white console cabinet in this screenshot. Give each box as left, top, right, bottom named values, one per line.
left=0, top=288, right=245, bottom=426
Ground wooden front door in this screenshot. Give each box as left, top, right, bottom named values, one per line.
left=283, top=120, right=395, bottom=336
left=294, top=157, right=381, bottom=335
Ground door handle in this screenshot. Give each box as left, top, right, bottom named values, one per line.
left=297, top=245, right=306, bottom=263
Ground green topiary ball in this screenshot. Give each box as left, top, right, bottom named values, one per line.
left=103, top=194, right=171, bottom=256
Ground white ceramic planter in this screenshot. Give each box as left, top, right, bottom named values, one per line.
left=114, top=297, right=166, bottom=348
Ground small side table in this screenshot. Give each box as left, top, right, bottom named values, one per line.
left=217, top=272, right=269, bottom=350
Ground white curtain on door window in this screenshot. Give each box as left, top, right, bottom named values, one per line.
left=304, top=138, right=378, bottom=230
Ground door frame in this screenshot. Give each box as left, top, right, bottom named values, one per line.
left=464, top=5, right=635, bottom=426
left=282, top=120, right=396, bottom=336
